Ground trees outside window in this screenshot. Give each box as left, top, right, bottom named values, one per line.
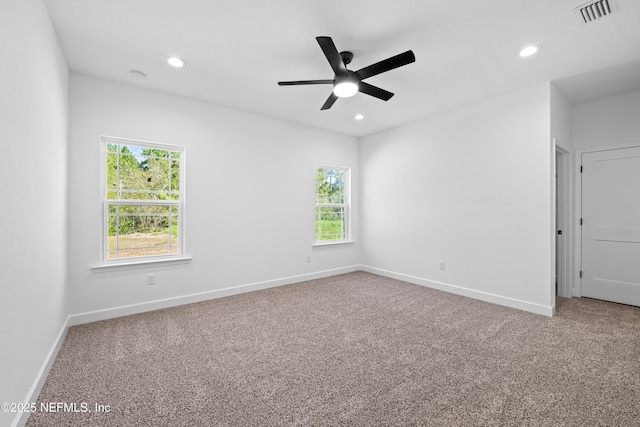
left=102, top=137, right=184, bottom=261
left=315, top=166, right=349, bottom=242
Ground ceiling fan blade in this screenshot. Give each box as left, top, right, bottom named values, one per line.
left=358, top=82, right=394, bottom=101
left=321, top=93, right=339, bottom=110
left=278, top=80, right=334, bottom=86
left=355, top=50, right=415, bottom=80
left=316, top=36, right=348, bottom=76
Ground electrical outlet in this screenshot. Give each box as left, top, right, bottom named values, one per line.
left=147, top=274, right=155, bottom=285
left=439, top=261, right=446, bottom=270
left=306, top=254, right=311, bottom=263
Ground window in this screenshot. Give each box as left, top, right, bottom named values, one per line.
left=315, top=166, right=350, bottom=243
left=101, top=136, right=184, bottom=262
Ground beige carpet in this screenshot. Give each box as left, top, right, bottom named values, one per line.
left=26, top=271, right=640, bottom=426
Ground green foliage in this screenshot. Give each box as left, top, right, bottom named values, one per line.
left=106, top=143, right=181, bottom=237
left=316, top=168, right=344, bottom=204
left=107, top=205, right=178, bottom=236
left=315, top=168, right=346, bottom=240
left=316, top=218, right=345, bottom=241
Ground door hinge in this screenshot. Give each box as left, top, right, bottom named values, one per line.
left=580, top=270, right=582, bottom=278
left=580, top=165, right=583, bottom=173
left=580, top=218, right=583, bottom=226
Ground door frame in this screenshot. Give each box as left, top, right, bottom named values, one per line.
left=573, top=140, right=640, bottom=297
left=555, top=143, right=572, bottom=298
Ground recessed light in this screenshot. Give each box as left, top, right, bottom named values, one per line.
left=354, top=114, right=364, bottom=121
left=166, top=57, right=186, bottom=68
left=519, top=45, right=540, bottom=57
left=129, top=70, right=146, bottom=79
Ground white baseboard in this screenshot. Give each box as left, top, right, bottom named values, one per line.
left=360, top=265, right=555, bottom=317
left=12, top=317, right=70, bottom=427
left=13, top=264, right=554, bottom=427
left=69, top=265, right=360, bottom=326
left=69, top=264, right=554, bottom=326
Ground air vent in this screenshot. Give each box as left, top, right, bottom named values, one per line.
left=574, top=0, right=618, bottom=24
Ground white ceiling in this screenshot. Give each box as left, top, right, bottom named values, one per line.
left=43, top=0, right=640, bottom=137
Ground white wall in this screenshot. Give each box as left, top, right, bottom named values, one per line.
left=0, top=1, right=69, bottom=425
left=68, top=74, right=359, bottom=319
left=572, top=89, right=640, bottom=149
left=360, top=83, right=554, bottom=315
left=551, top=84, right=572, bottom=151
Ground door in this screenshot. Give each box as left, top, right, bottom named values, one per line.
left=581, top=146, right=640, bottom=306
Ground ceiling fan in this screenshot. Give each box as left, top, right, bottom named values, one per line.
left=278, top=36, right=416, bottom=110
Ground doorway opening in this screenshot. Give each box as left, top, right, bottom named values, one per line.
left=555, top=144, right=571, bottom=299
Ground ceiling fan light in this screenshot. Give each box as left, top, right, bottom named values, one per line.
left=334, top=81, right=358, bottom=98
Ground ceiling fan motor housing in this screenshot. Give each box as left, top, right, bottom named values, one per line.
left=340, top=51, right=354, bottom=66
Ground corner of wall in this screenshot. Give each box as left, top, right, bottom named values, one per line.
left=0, top=2, right=71, bottom=426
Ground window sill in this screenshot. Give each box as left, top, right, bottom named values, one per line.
left=91, top=256, right=192, bottom=273
left=312, top=240, right=355, bottom=248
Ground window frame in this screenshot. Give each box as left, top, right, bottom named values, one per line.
left=98, top=136, right=187, bottom=266
left=314, top=164, right=352, bottom=246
